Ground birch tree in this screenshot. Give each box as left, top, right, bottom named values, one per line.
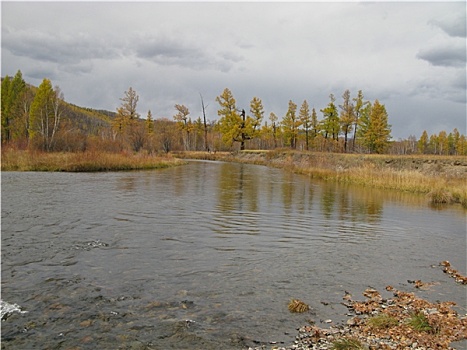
left=29, top=79, right=63, bottom=151
left=173, top=104, right=191, bottom=150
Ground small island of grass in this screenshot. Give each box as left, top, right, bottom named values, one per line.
left=1, top=148, right=185, bottom=172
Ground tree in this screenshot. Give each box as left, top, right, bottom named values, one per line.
left=113, top=87, right=140, bottom=136
left=155, top=118, right=177, bottom=153
left=146, top=110, right=154, bottom=134
left=352, top=90, right=368, bottom=151
left=339, top=89, right=355, bottom=152
left=282, top=100, right=300, bottom=149
left=216, top=88, right=242, bottom=148
left=249, top=97, right=264, bottom=138
left=437, top=130, right=448, bottom=155
left=299, top=100, right=312, bottom=150
left=356, top=102, right=372, bottom=151
left=360, top=99, right=391, bottom=154
left=456, top=134, right=467, bottom=155
left=200, top=93, right=209, bottom=151
left=29, top=79, right=63, bottom=151
left=173, top=104, right=191, bottom=150
left=216, top=88, right=262, bottom=150
left=320, top=94, right=339, bottom=140
left=269, top=112, right=279, bottom=148
left=1, top=70, right=27, bottom=143
left=418, top=130, right=429, bottom=154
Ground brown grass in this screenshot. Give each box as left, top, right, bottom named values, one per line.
left=1, top=149, right=185, bottom=172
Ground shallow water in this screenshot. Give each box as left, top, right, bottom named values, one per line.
left=1, top=161, right=466, bottom=349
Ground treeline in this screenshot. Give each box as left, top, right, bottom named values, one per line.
left=1, top=70, right=466, bottom=155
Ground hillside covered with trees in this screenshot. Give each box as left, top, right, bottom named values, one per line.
left=1, top=70, right=466, bottom=156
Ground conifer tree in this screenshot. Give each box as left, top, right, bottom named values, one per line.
left=146, top=110, right=154, bottom=134
left=352, top=90, right=368, bottom=151
left=299, top=100, right=311, bottom=150
left=310, top=107, right=319, bottom=139
left=269, top=112, right=279, bottom=148
left=216, top=88, right=262, bottom=150
left=320, top=94, right=339, bottom=140
left=216, top=88, right=241, bottom=148
left=339, top=89, right=355, bottom=152
left=113, top=87, right=140, bottom=136
left=249, top=97, right=264, bottom=138
left=361, top=99, right=391, bottom=154
left=1, top=70, right=26, bottom=143
left=282, top=100, right=300, bottom=149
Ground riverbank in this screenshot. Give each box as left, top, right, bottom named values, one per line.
left=175, top=150, right=467, bottom=208
left=1, top=149, right=185, bottom=172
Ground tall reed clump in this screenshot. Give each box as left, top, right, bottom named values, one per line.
left=1, top=149, right=184, bottom=172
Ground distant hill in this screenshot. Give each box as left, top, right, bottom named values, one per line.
left=62, top=102, right=116, bottom=135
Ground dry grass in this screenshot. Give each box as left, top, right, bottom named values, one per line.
left=288, top=299, right=310, bottom=313
left=1, top=149, right=185, bottom=172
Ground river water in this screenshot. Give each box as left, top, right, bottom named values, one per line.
left=1, top=161, right=466, bottom=349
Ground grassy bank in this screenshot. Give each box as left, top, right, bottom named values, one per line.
left=1, top=149, right=185, bottom=172
left=176, top=150, right=467, bottom=208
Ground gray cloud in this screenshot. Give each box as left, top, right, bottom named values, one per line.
left=132, top=35, right=243, bottom=73
left=417, top=44, right=466, bottom=68
left=2, top=26, right=120, bottom=65
left=429, top=14, right=466, bottom=38
left=2, top=1, right=465, bottom=138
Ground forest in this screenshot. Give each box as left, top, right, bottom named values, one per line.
left=1, top=70, right=466, bottom=156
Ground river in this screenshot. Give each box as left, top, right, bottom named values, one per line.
left=1, top=160, right=466, bottom=349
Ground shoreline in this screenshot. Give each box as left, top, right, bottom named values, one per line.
left=0, top=149, right=185, bottom=172
left=249, top=263, right=467, bottom=350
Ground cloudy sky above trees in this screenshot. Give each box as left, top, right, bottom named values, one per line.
left=1, top=1, right=465, bottom=139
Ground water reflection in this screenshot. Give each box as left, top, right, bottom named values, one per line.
left=217, top=163, right=259, bottom=213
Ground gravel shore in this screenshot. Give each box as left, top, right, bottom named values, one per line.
left=248, top=271, right=467, bottom=350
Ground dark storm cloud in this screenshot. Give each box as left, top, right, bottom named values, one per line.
left=417, top=44, right=466, bottom=68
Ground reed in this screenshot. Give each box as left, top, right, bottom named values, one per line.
left=1, top=149, right=185, bottom=172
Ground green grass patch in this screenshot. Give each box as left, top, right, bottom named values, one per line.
left=331, top=337, right=365, bottom=350
left=407, top=312, right=432, bottom=332
left=367, top=313, right=399, bottom=329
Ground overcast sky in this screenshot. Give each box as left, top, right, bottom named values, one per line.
left=1, top=1, right=466, bottom=139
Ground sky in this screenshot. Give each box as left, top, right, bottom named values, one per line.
left=1, top=1, right=466, bottom=139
